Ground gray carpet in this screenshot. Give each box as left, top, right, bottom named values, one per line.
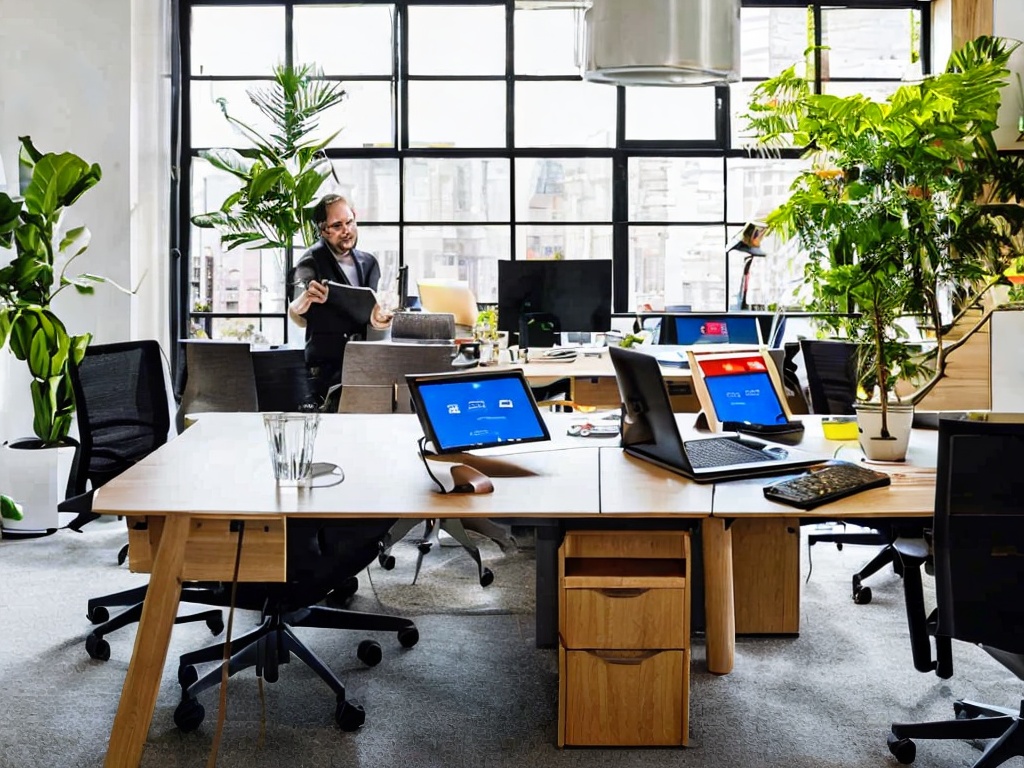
left=0, top=517, right=1019, bottom=768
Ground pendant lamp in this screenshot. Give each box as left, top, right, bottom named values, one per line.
left=583, top=0, right=741, bottom=86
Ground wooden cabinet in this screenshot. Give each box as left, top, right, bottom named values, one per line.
left=557, top=530, right=691, bottom=747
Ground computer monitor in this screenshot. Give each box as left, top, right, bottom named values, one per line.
left=659, top=313, right=786, bottom=348
left=497, top=260, right=612, bottom=337
left=417, top=279, right=479, bottom=330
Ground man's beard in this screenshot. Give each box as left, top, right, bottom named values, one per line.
left=324, top=235, right=357, bottom=257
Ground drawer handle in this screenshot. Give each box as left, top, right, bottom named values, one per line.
left=596, top=588, right=649, bottom=598
left=591, top=650, right=660, bottom=665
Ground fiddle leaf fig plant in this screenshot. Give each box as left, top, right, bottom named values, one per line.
left=745, top=35, right=1024, bottom=436
left=0, top=136, right=114, bottom=447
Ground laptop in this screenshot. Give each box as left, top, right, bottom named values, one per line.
left=405, top=368, right=552, bottom=456
left=608, top=346, right=827, bottom=483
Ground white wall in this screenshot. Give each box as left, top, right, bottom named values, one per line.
left=0, top=0, right=169, bottom=443
left=995, top=0, right=1024, bottom=149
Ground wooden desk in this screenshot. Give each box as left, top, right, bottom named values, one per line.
left=711, top=422, right=937, bottom=642
left=513, top=352, right=698, bottom=411
left=94, top=413, right=606, bottom=768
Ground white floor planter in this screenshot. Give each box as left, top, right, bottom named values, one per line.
left=0, top=439, right=76, bottom=538
left=854, top=403, right=914, bottom=463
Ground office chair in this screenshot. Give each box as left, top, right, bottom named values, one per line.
left=888, top=414, right=1024, bottom=767
left=337, top=340, right=511, bottom=587
left=251, top=347, right=317, bottom=412
left=800, top=338, right=896, bottom=604
left=60, top=340, right=224, bottom=661
left=176, top=340, right=259, bottom=430
left=173, top=518, right=420, bottom=733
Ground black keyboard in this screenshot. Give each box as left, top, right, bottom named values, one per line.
left=683, top=437, right=771, bottom=469
left=762, top=462, right=891, bottom=510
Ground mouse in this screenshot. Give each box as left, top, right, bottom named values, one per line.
left=762, top=445, right=790, bottom=460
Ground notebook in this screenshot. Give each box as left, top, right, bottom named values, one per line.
left=608, top=346, right=827, bottom=483
left=686, top=348, right=797, bottom=433
left=405, top=368, right=551, bottom=455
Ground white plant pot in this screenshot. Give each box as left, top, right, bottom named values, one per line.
left=854, top=403, right=914, bottom=463
left=0, top=439, right=76, bottom=538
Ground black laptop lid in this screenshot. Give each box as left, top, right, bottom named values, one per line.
left=608, top=346, right=693, bottom=474
left=406, top=368, right=551, bottom=454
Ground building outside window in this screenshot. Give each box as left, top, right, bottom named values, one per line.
left=177, top=1, right=927, bottom=344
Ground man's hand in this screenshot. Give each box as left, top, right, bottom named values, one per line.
left=293, top=279, right=328, bottom=315
left=370, top=303, right=394, bottom=329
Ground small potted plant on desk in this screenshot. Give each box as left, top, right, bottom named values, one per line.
left=745, top=36, right=1024, bottom=461
left=0, top=136, right=122, bottom=537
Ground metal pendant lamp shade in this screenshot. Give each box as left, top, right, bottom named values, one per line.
left=583, top=0, right=741, bottom=86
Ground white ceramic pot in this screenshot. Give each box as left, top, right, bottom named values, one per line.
left=854, top=402, right=914, bottom=463
left=0, top=439, right=76, bottom=538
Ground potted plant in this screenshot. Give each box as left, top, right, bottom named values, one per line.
left=745, top=36, right=1024, bottom=460
left=191, top=62, right=346, bottom=301
left=0, top=136, right=114, bottom=534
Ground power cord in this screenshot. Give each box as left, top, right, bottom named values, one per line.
left=417, top=437, right=447, bottom=494
left=207, top=520, right=245, bottom=768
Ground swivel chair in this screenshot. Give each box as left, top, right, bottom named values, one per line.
left=888, top=414, right=1024, bottom=767
left=800, top=338, right=898, bottom=604
left=60, top=340, right=224, bottom=660
left=175, top=340, right=259, bottom=430
left=173, top=518, right=419, bottom=733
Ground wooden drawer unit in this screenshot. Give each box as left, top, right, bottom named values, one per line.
left=557, top=530, right=691, bottom=747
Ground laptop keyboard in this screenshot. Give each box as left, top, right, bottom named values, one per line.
left=683, top=437, right=771, bottom=469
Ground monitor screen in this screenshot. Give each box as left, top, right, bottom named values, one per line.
left=497, top=260, right=612, bottom=335
left=673, top=315, right=761, bottom=345
left=405, top=369, right=551, bottom=454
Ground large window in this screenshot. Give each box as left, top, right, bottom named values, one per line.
left=175, top=1, right=928, bottom=344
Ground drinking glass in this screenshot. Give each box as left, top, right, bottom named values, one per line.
left=263, top=412, right=321, bottom=487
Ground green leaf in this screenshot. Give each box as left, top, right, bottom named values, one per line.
left=0, top=495, right=24, bottom=522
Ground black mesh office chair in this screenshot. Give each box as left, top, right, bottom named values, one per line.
left=888, top=414, right=1024, bottom=767
left=60, top=340, right=224, bottom=660
left=800, top=338, right=898, bottom=604
left=251, top=347, right=317, bottom=412
left=173, top=518, right=419, bottom=732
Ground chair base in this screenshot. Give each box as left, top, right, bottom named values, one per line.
left=378, top=518, right=501, bottom=587
left=175, top=605, right=419, bottom=733
left=889, top=699, right=1024, bottom=767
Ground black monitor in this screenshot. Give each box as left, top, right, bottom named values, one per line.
left=497, top=260, right=613, bottom=337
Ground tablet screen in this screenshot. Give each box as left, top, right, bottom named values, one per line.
left=697, top=354, right=789, bottom=426
left=406, top=369, right=551, bottom=454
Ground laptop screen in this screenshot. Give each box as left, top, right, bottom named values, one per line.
left=690, top=351, right=791, bottom=429
left=406, top=369, right=551, bottom=454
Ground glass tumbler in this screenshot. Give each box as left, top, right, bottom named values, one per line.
left=262, top=412, right=321, bottom=487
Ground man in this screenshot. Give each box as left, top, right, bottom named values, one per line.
left=289, top=194, right=392, bottom=407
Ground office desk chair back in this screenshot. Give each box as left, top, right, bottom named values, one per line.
left=62, top=340, right=225, bottom=661
left=799, top=338, right=898, bottom=606
left=176, top=340, right=259, bottom=429
left=889, top=413, right=1024, bottom=768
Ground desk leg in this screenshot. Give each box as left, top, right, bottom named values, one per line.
left=534, top=525, right=561, bottom=649
left=105, top=514, right=190, bottom=768
left=702, top=517, right=735, bottom=676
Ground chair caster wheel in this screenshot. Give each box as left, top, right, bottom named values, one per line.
left=336, top=576, right=360, bottom=599
left=174, top=698, right=205, bottom=733
left=178, top=664, right=199, bottom=689
left=417, top=541, right=433, bottom=555
left=357, top=639, right=383, bottom=667
left=86, top=633, right=111, bottom=661
left=397, top=626, right=419, bottom=648
left=207, top=615, right=225, bottom=635
left=479, top=567, right=494, bottom=587
left=378, top=552, right=396, bottom=570
left=853, top=585, right=872, bottom=604
left=335, top=697, right=365, bottom=731
left=87, top=605, right=109, bottom=624
left=887, top=733, right=916, bottom=764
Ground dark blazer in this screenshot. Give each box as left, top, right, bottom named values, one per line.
left=291, top=240, right=381, bottom=365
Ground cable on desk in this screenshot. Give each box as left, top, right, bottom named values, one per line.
left=207, top=520, right=246, bottom=768
left=417, top=436, right=448, bottom=494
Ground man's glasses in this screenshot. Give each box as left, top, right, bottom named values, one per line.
left=322, top=219, right=356, bottom=233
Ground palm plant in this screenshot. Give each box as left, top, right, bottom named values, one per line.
left=191, top=62, right=346, bottom=252
left=745, top=35, right=1024, bottom=436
